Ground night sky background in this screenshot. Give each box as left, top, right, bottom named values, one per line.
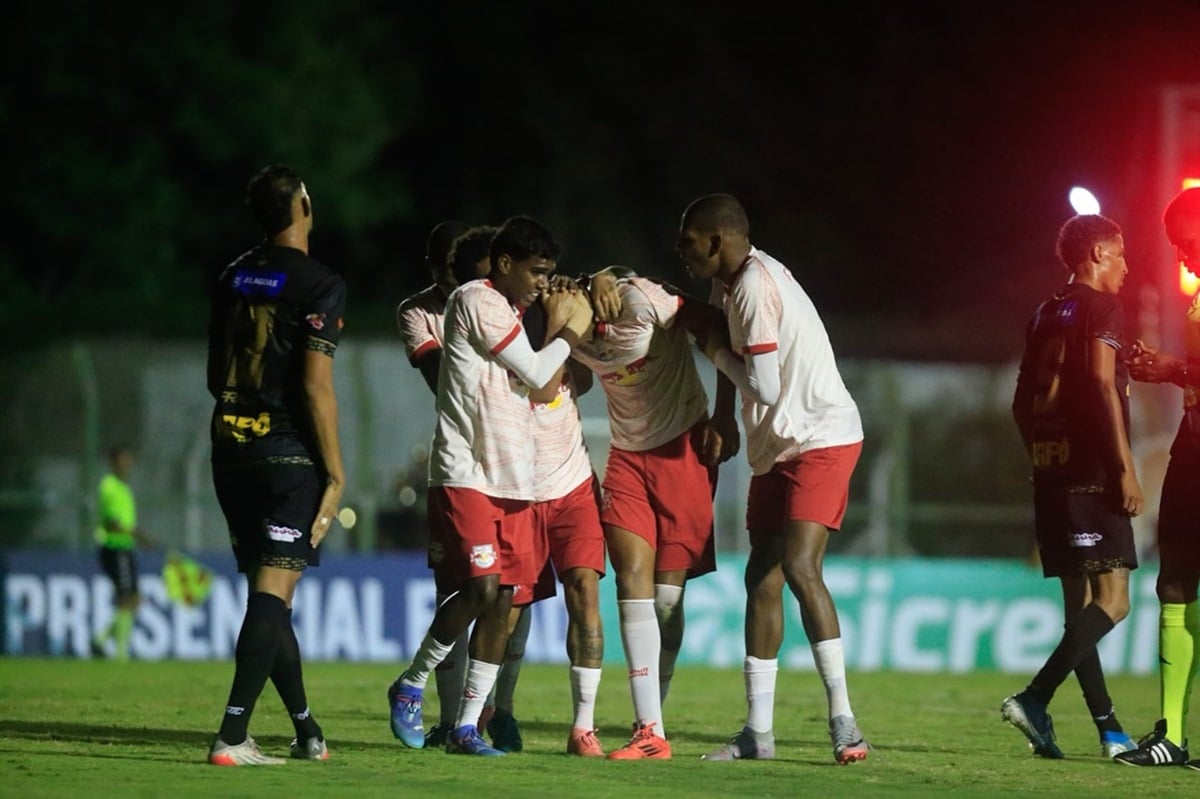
left=5, top=0, right=1200, bottom=361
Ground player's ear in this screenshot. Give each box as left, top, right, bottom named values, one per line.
left=495, top=253, right=511, bottom=275
left=301, top=196, right=311, bottom=218
left=708, top=233, right=722, bottom=258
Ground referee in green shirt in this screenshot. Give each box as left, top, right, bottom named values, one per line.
left=91, top=445, right=150, bottom=661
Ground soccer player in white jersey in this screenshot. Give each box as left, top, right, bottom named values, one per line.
left=396, top=220, right=472, bottom=392
left=387, top=215, right=593, bottom=756
left=677, top=193, right=870, bottom=765
left=396, top=222, right=537, bottom=751
left=521, top=294, right=610, bottom=757
left=571, top=273, right=738, bottom=760
left=395, top=222, right=515, bottom=749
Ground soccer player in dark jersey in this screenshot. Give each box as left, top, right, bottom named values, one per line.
left=1117, top=186, right=1200, bottom=768
left=205, top=164, right=347, bottom=766
left=1003, top=213, right=1141, bottom=760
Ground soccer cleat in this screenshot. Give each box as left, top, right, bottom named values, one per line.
left=388, top=681, right=425, bottom=748
left=1000, top=693, right=1062, bottom=759
left=1186, top=758, right=1200, bottom=772
left=702, top=727, right=776, bottom=761
left=830, top=715, right=870, bottom=764
left=289, top=736, right=329, bottom=760
left=1113, top=719, right=1189, bottom=767
left=486, top=709, right=523, bottom=753
left=424, top=722, right=452, bottom=748
left=208, top=735, right=287, bottom=766
left=607, top=721, right=672, bottom=760
left=567, top=727, right=604, bottom=757
left=446, top=724, right=506, bottom=756
left=1099, top=730, right=1136, bottom=759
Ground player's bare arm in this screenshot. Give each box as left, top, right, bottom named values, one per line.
left=304, top=342, right=345, bottom=547
left=1090, top=339, right=1142, bottom=516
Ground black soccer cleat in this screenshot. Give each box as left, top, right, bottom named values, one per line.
left=1113, top=719, right=1189, bottom=767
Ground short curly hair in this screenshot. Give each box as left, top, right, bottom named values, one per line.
left=1055, top=214, right=1121, bottom=269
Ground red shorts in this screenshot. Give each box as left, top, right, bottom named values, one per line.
left=426, top=486, right=538, bottom=594
left=536, top=475, right=607, bottom=576
left=747, top=442, right=861, bottom=543
left=600, top=422, right=716, bottom=576
left=516, top=476, right=606, bottom=605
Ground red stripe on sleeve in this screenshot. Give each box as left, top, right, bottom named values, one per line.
left=490, top=323, right=522, bottom=355
left=742, top=342, right=778, bottom=355
left=409, top=340, right=440, bottom=363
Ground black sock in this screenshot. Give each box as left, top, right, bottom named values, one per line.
left=217, top=592, right=289, bottom=745
left=271, top=607, right=322, bottom=741
left=1073, top=650, right=1122, bottom=732
left=1028, top=604, right=1115, bottom=706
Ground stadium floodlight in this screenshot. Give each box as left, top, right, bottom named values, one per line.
left=1068, top=186, right=1101, bottom=215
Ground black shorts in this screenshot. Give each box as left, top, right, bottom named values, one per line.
left=212, top=459, right=324, bottom=573
left=1157, top=441, right=1200, bottom=581
left=98, top=547, right=139, bottom=600
left=1033, top=487, right=1138, bottom=578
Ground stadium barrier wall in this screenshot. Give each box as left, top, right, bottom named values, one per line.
left=2, top=550, right=1162, bottom=674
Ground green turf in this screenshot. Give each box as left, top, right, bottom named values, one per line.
left=0, top=658, right=1194, bottom=797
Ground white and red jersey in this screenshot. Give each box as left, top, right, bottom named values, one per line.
left=572, top=277, right=708, bottom=451
left=530, top=368, right=593, bottom=502
left=396, top=283, right=448, bottom=364
left=429, top=280, right=537, bottom=499
left=721, top=247, right=862, bottom=475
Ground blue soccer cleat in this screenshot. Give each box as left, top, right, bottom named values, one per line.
left=388, top=681, right=425, bottom=749
left=446, top=725, right=506, bottom=756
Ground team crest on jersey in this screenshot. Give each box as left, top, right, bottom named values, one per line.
left=470, top=544, right=497, bottom=568
left=306, top=312, right=327, bottom=330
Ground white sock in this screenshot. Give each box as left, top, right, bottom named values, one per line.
left=434, top=625, right=470, bottom=725
left=654, top=583, right=684, bottom=704
left=455, top=659, right=500, bottom=730
left=570, top=665, right=602, bottom=730
left=812, top=638, right=853, bottom=720
left=494, top=607, right=531, bottom=713
left=400, top=633, right=456, bottom=690
left=618, top=598, right=664, bottom=735
left=744, top=656, right=778, bottom=734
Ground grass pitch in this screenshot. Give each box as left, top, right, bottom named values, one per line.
left=0, top=658, right=1194, bottom=797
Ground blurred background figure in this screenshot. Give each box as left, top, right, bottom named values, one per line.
left=91, top=445, right=153, bottom=661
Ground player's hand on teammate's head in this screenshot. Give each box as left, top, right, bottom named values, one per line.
left=547, top=274, right=581, bottom=294
left=589, top=271, right=623, bottom=322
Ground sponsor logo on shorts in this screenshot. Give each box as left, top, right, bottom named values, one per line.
left=306, top=312, right=326, bottom=330
left=266, top=523, right=303, bottom=543
left=470, top=544, right=497, bottom=568
left=599, top=491, right=613, bottom=511
left=1070, top=531, right=1102, bottom=548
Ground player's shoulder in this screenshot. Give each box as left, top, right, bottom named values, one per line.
left=398, top=284, right=445, bottom=315
left=453, top=279, right=503, bottom=307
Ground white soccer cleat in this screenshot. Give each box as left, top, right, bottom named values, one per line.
left=208, top=735, right=287, bottom=766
